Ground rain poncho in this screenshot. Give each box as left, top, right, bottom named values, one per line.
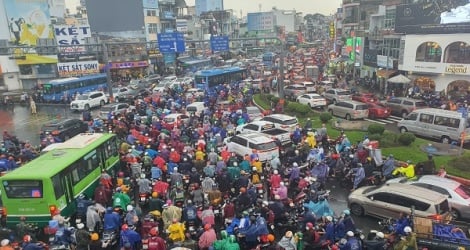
left=303, top=199, right=334, bottom=217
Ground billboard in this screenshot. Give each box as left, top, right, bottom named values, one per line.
left=247, top=12, right=274, bottom=31
left=345, top=37, right=362, bottom=61
left=57, top=60, right=99, bottom=77
left=395, top=1, right=470, bottom=34
left=54, top=25, right=92, bottom=55
left=4, top=0, right=53, bottom=46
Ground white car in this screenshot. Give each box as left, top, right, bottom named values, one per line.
left=70, top=91, right=108, bottom=111
left=185, top=88, right=205, bottom=99
left=297, top=93, right=327, bottom=108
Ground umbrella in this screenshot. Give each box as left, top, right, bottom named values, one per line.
left=388, top=74, right=411, bottom=84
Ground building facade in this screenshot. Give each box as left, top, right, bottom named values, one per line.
left=195, top=0, right=223, bottom=16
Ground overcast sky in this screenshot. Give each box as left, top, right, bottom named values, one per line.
left=67, top=0, right=341, bottom=16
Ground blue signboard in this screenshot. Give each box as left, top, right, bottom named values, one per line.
left=163, top=53, right=176, bottom=64
left=210, top=35, right=229, bottom=52
left=157, top=32, right=185, bottom=53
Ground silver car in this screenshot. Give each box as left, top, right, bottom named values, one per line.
left=322, top=88, right=352, bottom=104
left=387, top=175, right=470, bottom=220
left=328, top=101, right=369, bottom=120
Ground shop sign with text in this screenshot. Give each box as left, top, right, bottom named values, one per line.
left=57, top=60, right=99, bottom=77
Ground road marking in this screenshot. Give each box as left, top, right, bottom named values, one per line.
left=365, top=118, right=386, bottom=125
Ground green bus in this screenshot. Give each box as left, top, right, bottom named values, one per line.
left=0, top=133, right=120, bottom=227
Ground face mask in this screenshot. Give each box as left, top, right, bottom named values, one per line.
left=306, top=227, right=309, bottom=230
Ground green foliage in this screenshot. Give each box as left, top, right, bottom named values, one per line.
left=448, top=155, right=470, bottom=171
left=367, top=124, right=385, bottom=135
left=368, top=134, right=381, bottom=141
left=271, top=96, right=280, bottom=104
left=319, top=112, right=333, bottom=123
left=398, top=132, right=416, bottom=146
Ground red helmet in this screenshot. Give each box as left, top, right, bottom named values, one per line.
left=118, top=172, right=124, bottom=178
left=23, top=235, right=32, bottom=243
left=121, top=224, right=129, bottom=231
left=306, top=222, right=314, bottom=229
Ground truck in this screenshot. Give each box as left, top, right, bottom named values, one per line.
left=235, top=121, right=291, bottom=146
left=412, top=214, right=470, bottom=249
left=305, top=65, right=320, bottom=81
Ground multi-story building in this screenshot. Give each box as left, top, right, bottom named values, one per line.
left=195, top=0, right=223, bottom=16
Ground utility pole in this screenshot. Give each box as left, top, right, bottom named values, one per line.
left=102, top=42, right=113, bottom=100
left=279, top=50, right=285, bottom=98
left=352, top=33, right=357, bottom=80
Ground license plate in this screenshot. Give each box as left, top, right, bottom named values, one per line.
left=214, top=210, right=219, bottom=214
left=258, top=189, right=263, bottom=194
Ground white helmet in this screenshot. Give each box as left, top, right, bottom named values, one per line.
left=127, top=205, right=134, bottom=211
left=280, top=182, right=285, bottom=186
left=273, top=170, right=278, bottom=175
left=404, top=226, right=412, bottom=233
left=293, top=162, right=298, bottom=167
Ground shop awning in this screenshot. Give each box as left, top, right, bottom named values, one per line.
left=16, top=54, right=58, bottom=65
left=377, top=69, right=397, bottom=78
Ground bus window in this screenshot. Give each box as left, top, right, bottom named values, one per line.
left=3, top=180, right=43, bottom=198
left=52, top=174, right=64, bottom=199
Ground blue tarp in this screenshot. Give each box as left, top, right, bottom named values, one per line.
left=433, top=224, right=470, bottom=245
left=303, top=200, right=334, bottom=217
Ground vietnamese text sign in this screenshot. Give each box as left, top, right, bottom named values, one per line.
left=54, top=25, right=92, bottom=54
left=210, top=35, right=229, bottom=52
left=157, top=32, right=185, bottom=53
left=57, top=60, right=99, bottom=77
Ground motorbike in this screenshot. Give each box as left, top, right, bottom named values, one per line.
left=138, top=192, right=150, bottom=207
left=102, top=229, right=118, bottom=249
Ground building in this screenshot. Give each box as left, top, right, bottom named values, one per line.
left=195, top=0, right=223, bottom=16
left=247, top=12, right=275, bottom=34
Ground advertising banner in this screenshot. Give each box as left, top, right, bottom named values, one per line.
left=57, top=60, right=99, bottom=77
left=176, top=19, right=188, bottom=32
left=395, top=1, right=470, bottom=34
left=54, top=25, right=92, bottom=54
left=5, top=0, right=53, bottom=46
left=363, top=48, right=378, bottom=67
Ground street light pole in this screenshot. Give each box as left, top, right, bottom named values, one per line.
left=102, top=42, right=113, bottom=100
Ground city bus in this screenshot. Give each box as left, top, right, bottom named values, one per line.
left=41, top=74, right=108, bottom=103
left=262, top=52, right=276, bottom=69
left=0, top=133, right=120, bottom=227
left=180, top=58, right=212, bottom=73
left=194, top=66, right=247, bottom=92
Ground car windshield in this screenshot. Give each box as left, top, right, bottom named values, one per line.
left=338, top=91, right=350, bottom=95
left=311, top=96, right=323, bottom=99
left=76, top=95, right=89, bottom=100
left=357, top=104, right=369, bottom=110
left=280, top=118, right=298, bottom=125
left=253, top=141, right=277, bottom=151
left=454, top=185, right=470, bottom=199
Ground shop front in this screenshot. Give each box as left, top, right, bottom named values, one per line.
left=108, top=61, right=149, bottom=83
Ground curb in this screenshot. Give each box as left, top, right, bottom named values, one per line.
left=251, top=95, right=267, bottom=112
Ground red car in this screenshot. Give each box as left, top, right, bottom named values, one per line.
left=352, top=93, right=379, bottom=103
left=368, top=103, right=391, bottom=119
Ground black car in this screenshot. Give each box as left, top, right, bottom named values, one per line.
left=40, top=118, right=88, bottom=141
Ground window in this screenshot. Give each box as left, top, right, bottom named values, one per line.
left=3, top=180, right=43, bottom=198
left=416, top=42, right=442, bottom=62
left=429, top=185, right=451, bottom=198
left=52, top=174, right=64, bottom=199
left=419, top=114, right=434, bottom=124
left=388, top=99, right=401, bottom=104
left=444, top=42, right=470, bottom=64
left=147, top=9, right=157, bottom=16
left=370, top=192, right=391, bottom=202
left=356, top=104, right=368, bottom=110
left=406, top=113, right=418, bottom=121
left=148, top=23, right=158, bottom=34
left=244, top=124, right=258, bottom=131
left=19, top=65, right=32, bottom=75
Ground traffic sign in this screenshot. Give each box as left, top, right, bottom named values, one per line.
left=210, top=35, right=229, bottom=52
left=157, top=32, right=186, bottom=53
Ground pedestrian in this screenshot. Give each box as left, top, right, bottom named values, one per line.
left=30, top=99, right=36, bottom=115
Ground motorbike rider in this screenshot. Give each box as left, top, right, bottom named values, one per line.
left=336, top=210, right=356, bottom=239
left=167, top=218, right=185, bottom=243
left=113, top=187, right=131, bottom=211
left=21, top=235, right=45, bottom=250
left=338, top=231, right=361, bottom=250
left=270, top=154, right=281, bottom=171
left=199, top=224, right=217, bottom=250
left=351, top=163, right=365, bottom=191
left=212, top=230, right=229, bottom=250
left=274, top=181, right=288, bottom=200
left=236, top=187, right=251, bottom=211
left=363, top=231, right=386, bottom=250
left=146, top=227, right=166, bottom=250
left=125, top=205, right=139, bottom=227
left=120, top=224, right=142, bottom=250
left=182, top=200, right=199, bottom=227
left=321, top=215, right=336, bottom=243
left=162, top=201, right=182, bottom=229
left=394, top=226, right=418, bottom=250
left=170, top=166, right=183, bottom=187
left=392, top=160, right=416, bottom=180
left=382, top=154, right=396, bottom=180
left=138, top=173, right=152, bottom=196
left=75, top=222, right=90, bottom=250
left=152, top=178, right=169, bottom=198
left=303, top=222, right=321, bottom=248
left=277, top=230, right=297, bottom=250
left=149, top=192, right=165, bottom=213
left=141, top=215, right=158, bottom=238
left=268, top=195, right=285, bottom=224
left=52, top=217, right=73, bottom=247
left=103, top=207, right=120, bottom=232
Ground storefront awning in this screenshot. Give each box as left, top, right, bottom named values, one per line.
left=377, top=69, right=397, bottom=78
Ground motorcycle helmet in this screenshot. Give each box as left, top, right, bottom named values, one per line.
left=346, top=231, right=354, bottom=237
left=23, top=235, right=32, bottom=243
left=152, top=192, right=158, bottom=198
left=306, top=222, right=314, bottom=230
left=121, top=224, right=129, bottom=231
left=229, top=235, right=237, bottom=243
left=118, top=171, right=125, bottom=178
left=273, top=170, right=278, bottom=175
left=404, top=226, right=412, bottom=233
left=267, top=234, right=275, bottom=242
left=127, top=205, right=134, bottom=211
left=1, top=239, right=9, bottom=247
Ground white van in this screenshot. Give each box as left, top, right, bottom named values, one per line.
left=397, top=108, right=470, bottom=144
left=186, top=101, right=205, bottom=116
left=225, top=133, right=279, bottom=162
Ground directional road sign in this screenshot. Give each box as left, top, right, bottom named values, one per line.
left=157, top=32, right=186, bottom=53
left=210, top=35, right=229, bottom=52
